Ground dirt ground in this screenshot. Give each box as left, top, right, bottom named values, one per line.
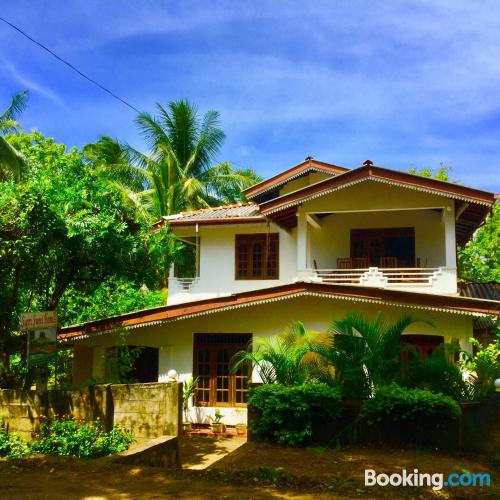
left=0, top=438, right=497, bottom=499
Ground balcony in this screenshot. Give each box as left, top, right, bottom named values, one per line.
left=299, top=266, right=457, bottom=294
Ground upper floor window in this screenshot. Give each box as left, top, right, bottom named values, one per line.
left=235, top=233, right=279, bottom=280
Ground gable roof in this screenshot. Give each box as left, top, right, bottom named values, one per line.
left=152, top=159, right=496, bottom=244
left=58, top=281, right=499, bottom=342
left=258, top=163, right=496, bottom=243
left=260, top=164, right=495, bottom=215
left=243, top=157, right=349, bottom=200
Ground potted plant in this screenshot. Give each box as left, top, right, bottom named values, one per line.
left=234, top=408, right=247, bottom=435
left=182, top=376, right=198, bottom=432
left=209, top=409, right=225, bottom=434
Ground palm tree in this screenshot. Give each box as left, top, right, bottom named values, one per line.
left=307, top=312, right=433, bottom=398
left=88, top=100, right=260, bottom=221
left=0, top=91, right=29, bottom=182
left=232, top=321, right=316, bottom=385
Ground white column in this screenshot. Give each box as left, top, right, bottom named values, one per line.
left=443, top=201, right=457, bottom=269
left=296, top=207, right=311, bottom=279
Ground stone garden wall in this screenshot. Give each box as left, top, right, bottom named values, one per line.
left=0, top=382, right=182, bottom=443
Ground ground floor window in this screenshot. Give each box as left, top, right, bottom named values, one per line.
left=193, top=333, right=252, bottom=407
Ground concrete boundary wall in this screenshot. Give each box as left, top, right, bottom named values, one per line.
left=0, top=382, right=182, bottom=443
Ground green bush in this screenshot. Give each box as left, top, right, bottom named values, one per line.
left=248, top=382, right=342, bottom=446
left=30, top=417, right=134, bottom=458
left=360, top=384, right=461, bottom=445
left=0, top=423, right=29, bottom=458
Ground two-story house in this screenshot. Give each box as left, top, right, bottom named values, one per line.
left=60, top=158, right=499, bottom=423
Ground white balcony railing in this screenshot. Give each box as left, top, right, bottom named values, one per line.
left=310, top=267, right=457, bottom=294
left=315, top=267, right=439, bottom=285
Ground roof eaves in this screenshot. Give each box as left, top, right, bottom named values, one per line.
left=58, top=282, right=499, bottom=342
left=260, top=166, right=496, bottom=215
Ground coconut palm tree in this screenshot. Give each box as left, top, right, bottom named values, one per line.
left=0, top=90, right=28, bottom=182
left=88, top=100, right=260, bottom=221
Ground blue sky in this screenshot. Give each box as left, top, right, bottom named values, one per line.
left=1, top=1, right=500, bottom=191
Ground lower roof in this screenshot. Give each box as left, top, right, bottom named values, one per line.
left=58, top=282, right=499, bottom=342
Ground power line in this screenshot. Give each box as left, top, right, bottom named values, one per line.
left=0, top=16, right=140, bottom=113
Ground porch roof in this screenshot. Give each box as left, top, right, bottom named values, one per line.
left=58, top=282, right=499, bottom=342
left=258, top=163, right=496, bottom=243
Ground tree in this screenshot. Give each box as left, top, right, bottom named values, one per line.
left=0, top=91, right=28, bottom=182
left=87, top=100, right=261, bottom=220
left=407, top=164, right=455, bottom=182
left=458, top=203, right=499, bottom=282
left=307, top=312, right=431, bottom=398
left=0, top=130, right=179, bottom=383
left=408, top=165, right=499, bottom=282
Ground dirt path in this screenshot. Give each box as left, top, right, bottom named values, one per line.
left=0, top=441, right=497, bottom=499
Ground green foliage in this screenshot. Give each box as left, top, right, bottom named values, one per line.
left=248, top=382, right=342, bottom=446
left=407, top=164, right=456, bottom=182
left=360, top=384, right=460, bottom=445
left=0, top=423, right=29, bottom=458
left=58, top=277, right=165, bottom=326
left=0, top=91, right=28, bottom=182
left=404, top=343, right=472, bottom=400
left=182, top=376, right=199, bottom=421
left=308, top=312, right=431, bottom=398
left=462, top=334, right=500, bottom=399
left=208, top=408, right=224, bottom=424
left=90, top=100, right=261, bottom=219
left=233, top=321, right=315, bottom=385
left=30, top=417, right=133, bottom=458
left=407, top=164, right=499, bottom=282
left=458, top=203, right=500, bottom=282
left=99, top=332, right=143, bottom=384
left=0, top=129, right=179, bottom=385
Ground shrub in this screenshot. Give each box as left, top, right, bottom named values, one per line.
left=360, top=384, right=461, bottom=446
left=0, top=423, right=29, bottom=458
left=30, top=418, right=134, bottom=458
left=248, top=382, right=342, bottom=446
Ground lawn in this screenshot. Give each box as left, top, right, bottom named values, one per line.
left=0, top=440, right=497, bottom=499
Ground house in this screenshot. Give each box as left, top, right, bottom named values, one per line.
left=59, top=158, right=499, bottom=423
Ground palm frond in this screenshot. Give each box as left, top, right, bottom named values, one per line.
left=0, top=135, right=26, bottom=182
left=0, top=91, right=29, bottom=133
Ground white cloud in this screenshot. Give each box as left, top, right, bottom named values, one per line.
left=0, top=56, right=65, bottom=106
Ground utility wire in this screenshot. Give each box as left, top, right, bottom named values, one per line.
left=0, top=16, right=140, bottom=113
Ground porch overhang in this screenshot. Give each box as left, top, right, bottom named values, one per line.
left=58, top=282, right=499, bottom=342
left=259, top=164, right=496, bottom=243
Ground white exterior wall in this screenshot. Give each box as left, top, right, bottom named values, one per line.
left=168, top=222, right=298, bottom=304
left=309, top=209, right=445, bottom=269
left=78, top=296, right=475, bottom=424
left=168, top=181, right=459, bottom=304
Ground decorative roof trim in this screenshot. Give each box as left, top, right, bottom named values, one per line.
left=246, top=166, right=342, bottom=198
left=244, top=159, right=349, bottom=199
left=167, top=216, right=267, bottom=227
left=261, top=173, right=494, bottom=216
left=59, top=285, right=498, bottom=343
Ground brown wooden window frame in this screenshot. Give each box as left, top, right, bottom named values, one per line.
left=193, top=333, right=252, bottom=408
left=235, top=233, right=279, bottom=280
